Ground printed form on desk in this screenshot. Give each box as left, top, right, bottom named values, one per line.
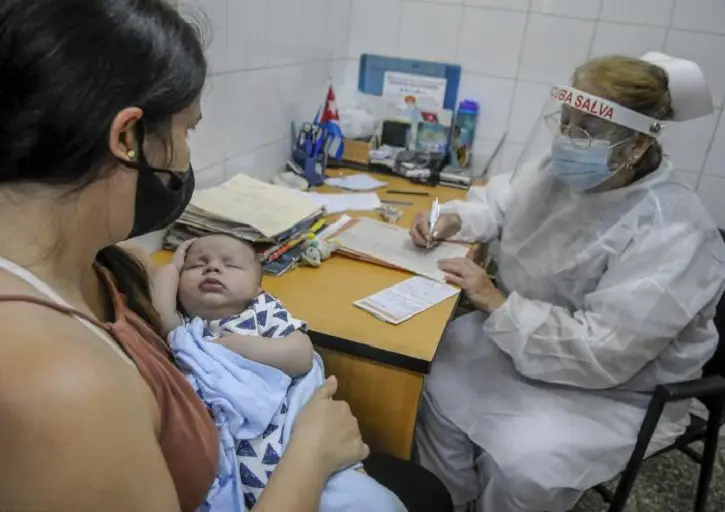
left=332, top=218, right=469, bottom=282
left=355, top=276, right=459, bottom=325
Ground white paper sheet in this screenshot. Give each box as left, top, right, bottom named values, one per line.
left=382, top=71, right=447, bottom=110
left=300, top=192, right=381, bottom=214
left=325, top=174, right=387, bottom=191
left=355, top=276, right=459, bottom=324
left=334, top=218, right=469, bottom=282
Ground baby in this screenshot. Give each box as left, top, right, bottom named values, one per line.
left=153, top=234, right=313, bottom=377
left=152, top=234, right=314, bottom=509
left=153, top=235, right=402, bottom=512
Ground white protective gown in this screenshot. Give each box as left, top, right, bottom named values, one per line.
left=415, top=155, right=725, bottom=512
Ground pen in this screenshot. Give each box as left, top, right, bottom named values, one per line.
left=381, top=199, right=414, bottom=206
left=386, top=190, right=430, bottom=197
left=428, top=197, right=440, bottom=247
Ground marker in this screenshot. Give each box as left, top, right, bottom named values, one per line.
left=308, top=218, right=326, bottom=234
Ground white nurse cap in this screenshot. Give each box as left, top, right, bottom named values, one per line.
left=640, top=51, right=714, bottom=122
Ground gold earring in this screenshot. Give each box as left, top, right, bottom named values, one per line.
left=127, top=149, right=136, bottom=160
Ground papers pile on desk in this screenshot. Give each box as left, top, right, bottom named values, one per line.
left=164, top=173, right=325, bottom=270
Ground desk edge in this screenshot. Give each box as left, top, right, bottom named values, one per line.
left=310, top=293, right=463, bottom=375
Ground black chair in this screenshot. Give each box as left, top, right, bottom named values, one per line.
left=365, top=452, right=454, bottom=512
left=595, top=230, right=725, bottom=512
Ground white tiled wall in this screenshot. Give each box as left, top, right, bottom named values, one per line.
left=183, top=0, right=352, bottom=189
left=186, top=0, right=725, bottom=228
left=343, top=0, right=725, bottom=226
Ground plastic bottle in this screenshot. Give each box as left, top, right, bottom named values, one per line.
left=451, top=100, right=479, bottom=169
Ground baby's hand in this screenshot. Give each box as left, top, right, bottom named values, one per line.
left=171, top=238, right=197, bottom=271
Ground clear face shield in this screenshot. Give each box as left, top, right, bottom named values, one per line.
left=511, top=85, right=666, bottom=192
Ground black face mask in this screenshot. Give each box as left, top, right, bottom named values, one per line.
left=126, top=162, right=195, bottom=239
left=119, top=125, right=196, bottom=239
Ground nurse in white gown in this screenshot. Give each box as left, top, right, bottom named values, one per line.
left=411, top=53, right=725, bottom=512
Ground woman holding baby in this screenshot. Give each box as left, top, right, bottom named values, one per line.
left=0, top=1, right=450, bottom=511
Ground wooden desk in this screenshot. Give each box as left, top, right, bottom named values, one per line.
left=153, top=170, right=467, bottom=459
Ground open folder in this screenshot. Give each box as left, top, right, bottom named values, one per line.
left=326, top=217, right=469, bottom=282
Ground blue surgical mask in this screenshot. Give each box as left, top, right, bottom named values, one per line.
left=550, top=136, right=614, bottom=191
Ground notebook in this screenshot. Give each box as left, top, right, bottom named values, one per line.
left=329, top=217, right=469, bottom=282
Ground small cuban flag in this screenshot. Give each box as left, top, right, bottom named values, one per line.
left=319, top=85, right=345, bottom=160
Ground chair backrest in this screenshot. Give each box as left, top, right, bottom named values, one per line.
left=703, top=229, right=725, bottom=377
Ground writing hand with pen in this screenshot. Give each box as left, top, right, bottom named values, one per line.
left=409, top=208, right=461, bottom=249
left=409, top=207, right=506, bottom=313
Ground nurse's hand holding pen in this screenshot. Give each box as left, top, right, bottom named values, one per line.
left=409, top=211, right=462, bottom=248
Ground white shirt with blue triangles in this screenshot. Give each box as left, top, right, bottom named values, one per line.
left=199, top=292, right=307, bottom=511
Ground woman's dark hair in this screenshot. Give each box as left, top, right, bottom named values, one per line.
left=0, top=0, right=208, bottom=333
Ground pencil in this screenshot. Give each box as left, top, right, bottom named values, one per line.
left=386, top=190, right=430, bottom=197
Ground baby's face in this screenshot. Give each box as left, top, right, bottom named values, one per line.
left=178, top=235, right=262, bottom=320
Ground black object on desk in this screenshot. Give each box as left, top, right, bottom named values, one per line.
left=386, top=190, right=430, bottom=197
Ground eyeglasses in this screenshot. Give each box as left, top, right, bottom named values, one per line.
left=544, top=112, right=598, bottom=149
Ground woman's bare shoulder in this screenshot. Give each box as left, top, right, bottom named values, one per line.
left=0, top=292, right=178, bottom=510
left=0, top=292, right=147, bottom=416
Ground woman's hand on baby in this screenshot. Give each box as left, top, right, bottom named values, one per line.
left=438, top=257, right=506, bottom=313
left=152, top=240, right=196, bottom=336
left=288, top=376, right=369, bottom=478
left=151, top=265, right=183, bottom=335
left=410, top=212, right=461, bottom=248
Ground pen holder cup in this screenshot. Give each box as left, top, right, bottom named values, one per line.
left=292, top=147, right=327, bottom=187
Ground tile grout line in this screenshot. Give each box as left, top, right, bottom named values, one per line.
left=399, top=0, right=725, bottom=37
left=662, top=0, right=677, bottom=54
left=584, top=0, right=605, bottom=61
left=696, top=108, right=723, bottom=189
left=394, top=0, right=405, bottom=57
left=502, top=0, right=533, bottom=155
left=452, top=2, right=466, bottom=66
left=342, top=0, right=355, bottom=63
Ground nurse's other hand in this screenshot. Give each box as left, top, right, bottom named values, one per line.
left=289, top=376, right=370, bottom=478
left=439, top=257, right=506, bottom=313
left=410, top=212, right=462, bottom=248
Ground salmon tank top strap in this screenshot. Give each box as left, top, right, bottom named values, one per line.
left=0, top=295, right=110, bottom=328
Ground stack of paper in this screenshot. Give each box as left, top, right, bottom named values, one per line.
left=355, top=276, right=459, bottom=324
left=164, top=173, right=324, bottom=252
left=330, top=217, right=469, bottom=282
